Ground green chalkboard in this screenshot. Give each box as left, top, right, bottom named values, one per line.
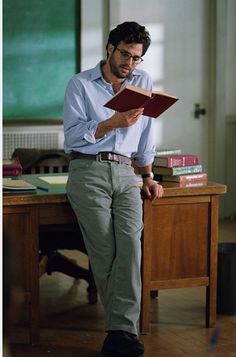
left=3, top=0, right=80, bottom=121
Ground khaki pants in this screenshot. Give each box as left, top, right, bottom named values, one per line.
left=66, top=158, right=143, bottom=335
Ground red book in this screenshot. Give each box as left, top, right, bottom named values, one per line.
left=178, top=181, right=207, bottom=188
left=154, top=154, right=199, bottom=168
left=3, top=157, right=23, bottom=177
left=162, top=173, right=207, bottom=183
left=104, top=84, right=178, bottom=118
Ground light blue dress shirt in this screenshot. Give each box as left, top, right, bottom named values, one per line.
left=63, top=61, right=156, bottom=167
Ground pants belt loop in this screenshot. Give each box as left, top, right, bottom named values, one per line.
left=97, top=153, right=102, bottom=162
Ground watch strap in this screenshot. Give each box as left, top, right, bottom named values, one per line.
left=141, top=172, right=154, bottom=179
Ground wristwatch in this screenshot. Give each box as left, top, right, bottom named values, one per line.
left=141, top=172, right=154, bottom=180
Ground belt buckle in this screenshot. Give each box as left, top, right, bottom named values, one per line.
left=99, top=152, right=119, bottom=163
left=98, top=152, right=111, bottom=162
left=111, top=153, right=120, bottom=163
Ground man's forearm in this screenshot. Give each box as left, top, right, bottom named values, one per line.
left=139, top=165, right=153, bottom=176
left=139, top=165, right=154, bottom=181
left=95, top=118, right=115, bottom=139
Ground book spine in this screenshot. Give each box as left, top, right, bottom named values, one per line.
left=171, top=165, right=203, bottom=175
left=155, top=149, right=182, bottom=156
left=153, top=164, right=203, bottom=176
left=163, top=173, right=207, bottom=182
left=3, top=168, right=22, bottom=177
left=179, top=181, right=207, bottom=188
left=156, top=156, right=199, bottom=167
left=172, top=165, right=202, bottom=176
left=179, top=173, right=207, bottom=182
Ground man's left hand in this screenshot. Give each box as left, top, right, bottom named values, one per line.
left=142, top=180, right=164, bottom=201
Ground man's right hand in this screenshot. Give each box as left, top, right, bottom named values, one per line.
left=111, top=108, right=144, bottom=128
left=95, top=108, right=144, bottom=139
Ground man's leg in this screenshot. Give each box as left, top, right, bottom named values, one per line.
left=67, top=159, right=143, bottom=334
left=105, top=161, right=143, bottom=334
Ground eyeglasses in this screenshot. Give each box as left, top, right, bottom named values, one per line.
left=115, top=47, right=143, bottom=64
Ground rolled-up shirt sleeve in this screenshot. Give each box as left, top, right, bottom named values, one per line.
left=63, top=78, right=100, bottom=149
left=132, top=116, right=156, bottom=167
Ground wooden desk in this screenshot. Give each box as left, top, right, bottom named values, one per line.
left=141, top=181, right=226, bottom=334
left=3, top=175, right=226, bottom=344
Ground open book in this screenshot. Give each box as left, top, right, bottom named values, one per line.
left=104, top=84, right=178, bottom=118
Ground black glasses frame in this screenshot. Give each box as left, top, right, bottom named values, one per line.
left=115, top=47, right=143, bottom=64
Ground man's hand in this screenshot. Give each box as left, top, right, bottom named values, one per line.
left=95, top=108, right=144, bottom=138
left=142, top=179, right=164, bottom=201
left=111, top=108, right=144, bottom=128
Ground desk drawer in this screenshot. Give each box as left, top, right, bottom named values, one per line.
left=150, top=202, right=209, bottom=280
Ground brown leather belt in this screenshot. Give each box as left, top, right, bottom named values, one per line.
left=70, top=152, right=132, bottom=166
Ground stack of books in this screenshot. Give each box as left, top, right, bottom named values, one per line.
left=3, top=157, right=22, bottom=177
left=153, top=149, right=207, bottom=187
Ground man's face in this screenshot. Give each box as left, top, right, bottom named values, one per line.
left=107, top=41, right=143, bottom=79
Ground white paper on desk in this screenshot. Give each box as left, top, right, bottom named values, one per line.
left=39, top=176, right=68, bottom=184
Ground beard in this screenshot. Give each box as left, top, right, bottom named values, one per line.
left=109, top=54, right=132, bottom=79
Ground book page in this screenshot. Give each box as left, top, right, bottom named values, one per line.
left=153, top=91, right=178, bottom=100
left=125, top=84, right=151, bottom=97
left=3, top=159, right=13, bottom=165
left=112, top=84, right=151, bottom=98
left=39, top=176, right=68, bottom=184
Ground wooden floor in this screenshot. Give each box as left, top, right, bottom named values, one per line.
left=9, top=218, right=236, bottom=356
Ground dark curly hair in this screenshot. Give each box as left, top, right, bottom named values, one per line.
left=106, top=21, right=151, bottom=57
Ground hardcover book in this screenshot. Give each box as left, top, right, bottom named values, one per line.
left=161, top=173, right=207, bottom=183
left=153, top=164, right=203, bottom=176
left=178, top=181, right=207, bottom=188
left=155, top=148, right=182, bottom=156
left=154, top=154, right=199, bottom=168
left=3, top=157, right=22, bottom=177
left=104, top=84, right=178, bottom=118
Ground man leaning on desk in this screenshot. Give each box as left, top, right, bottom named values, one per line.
left=63, top=21, right=164, bottom=357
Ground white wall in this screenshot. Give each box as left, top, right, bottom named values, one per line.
left=80, top=0, right=104, bottom=71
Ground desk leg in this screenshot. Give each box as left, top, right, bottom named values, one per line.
left=206, top=195, right=219, bottom=328
left=29, top=206, right=40, bottom=345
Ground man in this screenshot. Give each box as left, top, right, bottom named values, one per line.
left=64, top=21, right=164, bottom=357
